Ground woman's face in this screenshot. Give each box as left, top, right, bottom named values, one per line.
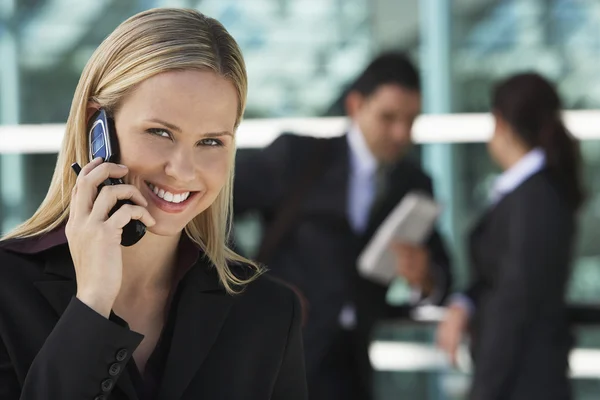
left=111, top=70, right=238, bottom=237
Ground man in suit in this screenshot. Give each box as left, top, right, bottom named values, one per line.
left=233, top=52, right=452, bottom=400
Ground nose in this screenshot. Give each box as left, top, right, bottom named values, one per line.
left=164, top=146, right=196, bottom=183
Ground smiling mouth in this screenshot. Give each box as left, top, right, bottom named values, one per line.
left=145, top=182, right=196, bottom=204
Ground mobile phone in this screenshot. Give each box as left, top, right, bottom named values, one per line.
left=83, top=109, right=146, bottom=246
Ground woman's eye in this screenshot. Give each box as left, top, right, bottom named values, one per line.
left=147, top=128, right=171, bottom=138
left=200, top=138, right=223, bottom=147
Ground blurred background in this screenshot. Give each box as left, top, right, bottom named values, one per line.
left=3, top=0, right=600, bottom=398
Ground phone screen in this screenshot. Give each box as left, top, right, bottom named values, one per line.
left=88, top=111, right=114, bottom=162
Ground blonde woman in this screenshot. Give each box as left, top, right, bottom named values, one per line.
left=0, top=8, right=306, bottom=400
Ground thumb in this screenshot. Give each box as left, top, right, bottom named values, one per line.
left=449, top=344, right=459, bottom=367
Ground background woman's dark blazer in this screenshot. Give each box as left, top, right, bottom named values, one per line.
left=466, top=169, right=575, bottom=400
left=0, top=229, right=307, bottom=399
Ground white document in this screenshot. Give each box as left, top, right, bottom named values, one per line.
left=357, top=191, right=441, bottom=285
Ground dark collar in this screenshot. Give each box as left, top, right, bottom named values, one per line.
left=0, top=226, right=68, bottom=255
left=1, top=224, right=223, bottom=292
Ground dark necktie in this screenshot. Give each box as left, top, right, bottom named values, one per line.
left=369, top=164, right=390, bottom=222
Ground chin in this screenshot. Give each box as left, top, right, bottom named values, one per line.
left=381, top=151, right=402, bottom=164
left=145, top=221, right=189, bottom=238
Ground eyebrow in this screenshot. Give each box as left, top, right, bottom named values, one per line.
left=146, top=118, right=233, bottom=137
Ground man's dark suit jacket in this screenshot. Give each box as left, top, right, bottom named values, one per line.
left=466, top=170, right=575, bottom=400
left=0, top=230, right=307, bottom=399
left=234, top=133, right=452, bottom=400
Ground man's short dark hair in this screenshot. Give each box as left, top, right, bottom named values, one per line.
left=350, top=52, right=420, bottom=97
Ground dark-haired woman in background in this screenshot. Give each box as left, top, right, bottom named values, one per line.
left=437, top=73, right=584, bottom=400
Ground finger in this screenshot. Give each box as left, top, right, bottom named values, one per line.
left=90, top=184, right=149, bottom=221
left=398, top=263, right=416, bottom=283
left=397, top=260, right=409, bottom=278
left=70, top=158, right=104, bottom=218
left=398, top=257, right=416, bottom=274
left=438, top=328, right=455, bottom=364
left=83, top=161, right=129, bottom=189
left=389, top=242, right=402, bottom=255
left=443, top=323, right=462, bottom=367
left=74, top=162, right=130, bottom=215
left=78, top=157, right=104, bottom=177
left=435, top=325, right=446, bottom=348
left=450, top=343, right=459, bottom=367
left=437, top=328, right=454, bottom=365
left=396, top=242, right=415, bottom=250
left=105, top=203, right=156, bottom=229
left=68, top=184, right=78, bottom=221
left=398, top=261, right=409, bottom=276
left=391, top=241, right=408, bottom=251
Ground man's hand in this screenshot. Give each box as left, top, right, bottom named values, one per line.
left=390, top=242, right=433, bottom=294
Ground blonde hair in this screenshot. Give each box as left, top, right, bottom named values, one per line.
left=2, top=8, right=263, bottom=293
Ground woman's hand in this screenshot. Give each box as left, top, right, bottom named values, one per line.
left=65, top=158, right=156, bottom=318
left=436, top=303, right=469, bottom=366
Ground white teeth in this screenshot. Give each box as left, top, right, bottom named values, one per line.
left=147, top=183, right=191, bottom=204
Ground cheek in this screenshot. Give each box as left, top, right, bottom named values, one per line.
left=360, top=115, right=383, bottom=143
left=195, top=150, right=232, bottom=189
left=487, top=135, right=500, bottom=157
left=117, top=135, right=166, bottom=167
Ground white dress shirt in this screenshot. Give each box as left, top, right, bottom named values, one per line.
left=340, top=125, right=378, bottom=329
left=347, top=124, right=379, bottom=234
left=489, top=147, right=547, bottom=205
left=452, top=147, right=547, bottom=316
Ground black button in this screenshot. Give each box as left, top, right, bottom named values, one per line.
left=115, top=348, right=128, bottom=362
left=101, top=378, right=114, bottom=392
left=108, top=362, right=121, bottom=376
left=94, top=396, right=107, bottom=400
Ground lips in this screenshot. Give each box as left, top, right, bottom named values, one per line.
left=144, top=181, right=199, bottom=214
left=147, top=182, right=190, bottom=204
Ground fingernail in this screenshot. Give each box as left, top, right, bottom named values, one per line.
left=93, top=157, right=103, bottom=163
left=118, top=164, right=127, bottom=168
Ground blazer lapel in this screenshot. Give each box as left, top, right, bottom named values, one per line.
left=33, top=247, right=140, bottom=400
left=32, top=246, right=77, bottom=317
left=471, top=209, right=491, bottom=238
left=470, top=188, right=515, bottom=239
left=157, top=258, right=234, bottom=400
left=302, top=135, right=350, bottom=223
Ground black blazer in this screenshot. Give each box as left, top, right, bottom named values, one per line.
left=0, top=234, right=307, bottom=399
left=466, top=170, right=575, bottom=400
left=234, top=133, right=451, bottom=399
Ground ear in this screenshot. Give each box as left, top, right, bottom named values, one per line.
left=85, top=102, right=101, bottom=123
left=492, top=111, right=509, bottom=136
left=344, top=91, right=365, bottom=118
